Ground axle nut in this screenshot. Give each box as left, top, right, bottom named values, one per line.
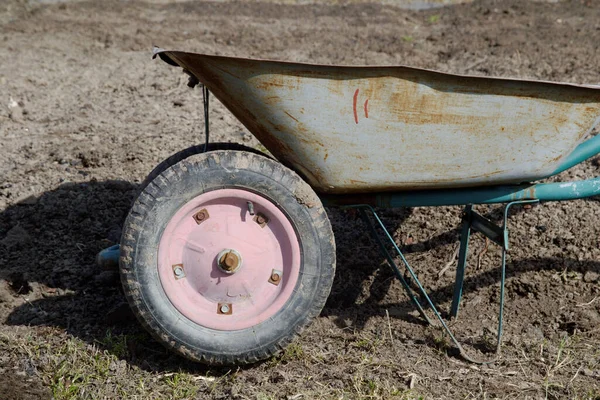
left=216, top=249, right=243, bottom=274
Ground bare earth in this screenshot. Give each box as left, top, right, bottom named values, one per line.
left=1, top=0, right=600, bottom=398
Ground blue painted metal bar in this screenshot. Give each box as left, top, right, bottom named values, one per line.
left=96, top=244, right=120, bottom=270
left=450, top=205, right=472, bottom=319
left=553, top=134, right=600, bottom=175
left=321, top=175, right=600, bottom=208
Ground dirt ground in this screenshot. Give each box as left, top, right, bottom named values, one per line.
left=1, top=0, right=600, bottom=398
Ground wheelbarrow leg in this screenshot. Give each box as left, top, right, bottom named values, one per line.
left=349, top=201, right=538, bottom=364
left=450, top=205, right=473, bottom=319
left=357, top=208, right=432, bottom=325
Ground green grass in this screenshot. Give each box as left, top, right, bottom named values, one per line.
left=428, top=14, right=440, bottom=23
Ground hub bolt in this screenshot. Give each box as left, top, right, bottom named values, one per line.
left=217, top=249, right=243, bottom=274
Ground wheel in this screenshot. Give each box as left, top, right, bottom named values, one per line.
left=120, top=150, right=335, bottom=365
left=136, top=142, right=269, bottom=197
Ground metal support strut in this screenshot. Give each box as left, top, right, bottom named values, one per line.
left=202, top=85, right=210, bottom=150
left=350, top=199, right=539, bottom=364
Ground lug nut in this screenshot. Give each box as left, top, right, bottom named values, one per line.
left=217, top=303, right=232, bottom=315
left=268, top=269, right=283, bottom=286
left=172, top=264, right=185, bottom=279
left=193, top=209, right=209, bottom=224
left=254, top=212, right=269, bottom=228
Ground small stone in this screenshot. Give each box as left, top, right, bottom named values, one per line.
left=8, top=272, right=32, bottom=295
left=581, top=368, right=599, bottom=377
left=8, top=99, right=23, bottom=122
left=583, top=271, right=599, bottom=283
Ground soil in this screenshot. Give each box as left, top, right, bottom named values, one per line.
left=1, top=0, right=600, bottom=398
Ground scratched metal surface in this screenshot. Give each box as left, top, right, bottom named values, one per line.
left=157, top=50, right=600, bottom=194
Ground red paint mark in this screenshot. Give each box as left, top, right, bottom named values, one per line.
left=353, top=89, right=359, bottom=124
left=364, top=99, right=369, bottom=118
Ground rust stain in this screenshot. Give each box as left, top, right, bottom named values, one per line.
left=254, top=79, right=287, bottom=90
left=324, top=152, right=329, bottom=162
left=348, top=179, right=368, bottom=185
left=364, top=98, right=369, bottom=118
left=549, top=154, right=564, bottom=164
left=284, top=110, right=300, bottom=123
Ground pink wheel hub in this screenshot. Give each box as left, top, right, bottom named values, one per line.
left=158, top=188, right=301, bottom=331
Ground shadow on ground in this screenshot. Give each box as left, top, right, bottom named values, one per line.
left=1, top=181, right=599, bottom=372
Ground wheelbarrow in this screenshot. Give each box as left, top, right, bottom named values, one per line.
left=99, top=48, right=600, bottom=365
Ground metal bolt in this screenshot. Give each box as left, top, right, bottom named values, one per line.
left=217, top=303, right=232, bottom=315
left=172, top=264, right=185, bottom=279
left=254, top=212, right=269, bottom=228
left=217, top=249, right=242, bottom=274
left=193, top=209, right=209, bottom=224
left=268, top=269, right=283, bottom=286
left=247, top=201, right=255, bottom=216
left=219, top=251, right=239, bottom=272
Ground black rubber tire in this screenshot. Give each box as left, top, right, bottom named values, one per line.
left=120, top=150, right=336, bottom=365
left=137, top=142, right=268, bottom=197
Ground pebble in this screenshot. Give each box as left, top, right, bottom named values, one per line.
left=583, top=271, right=599, bottom=283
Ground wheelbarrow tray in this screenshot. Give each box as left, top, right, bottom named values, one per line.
left=155, top=50, right=600, bottom=194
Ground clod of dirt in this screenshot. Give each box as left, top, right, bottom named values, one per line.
left=558, top=306, right=600, bottom=334
left=1, top=225, right=32, bottom=249
left=78, top=151, right=102, bottom=168
left=583, top=270, right=599, bottom=283
left=0, top=280, right=14, bottom=304
left=8, top=272, right=32, bottom=295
